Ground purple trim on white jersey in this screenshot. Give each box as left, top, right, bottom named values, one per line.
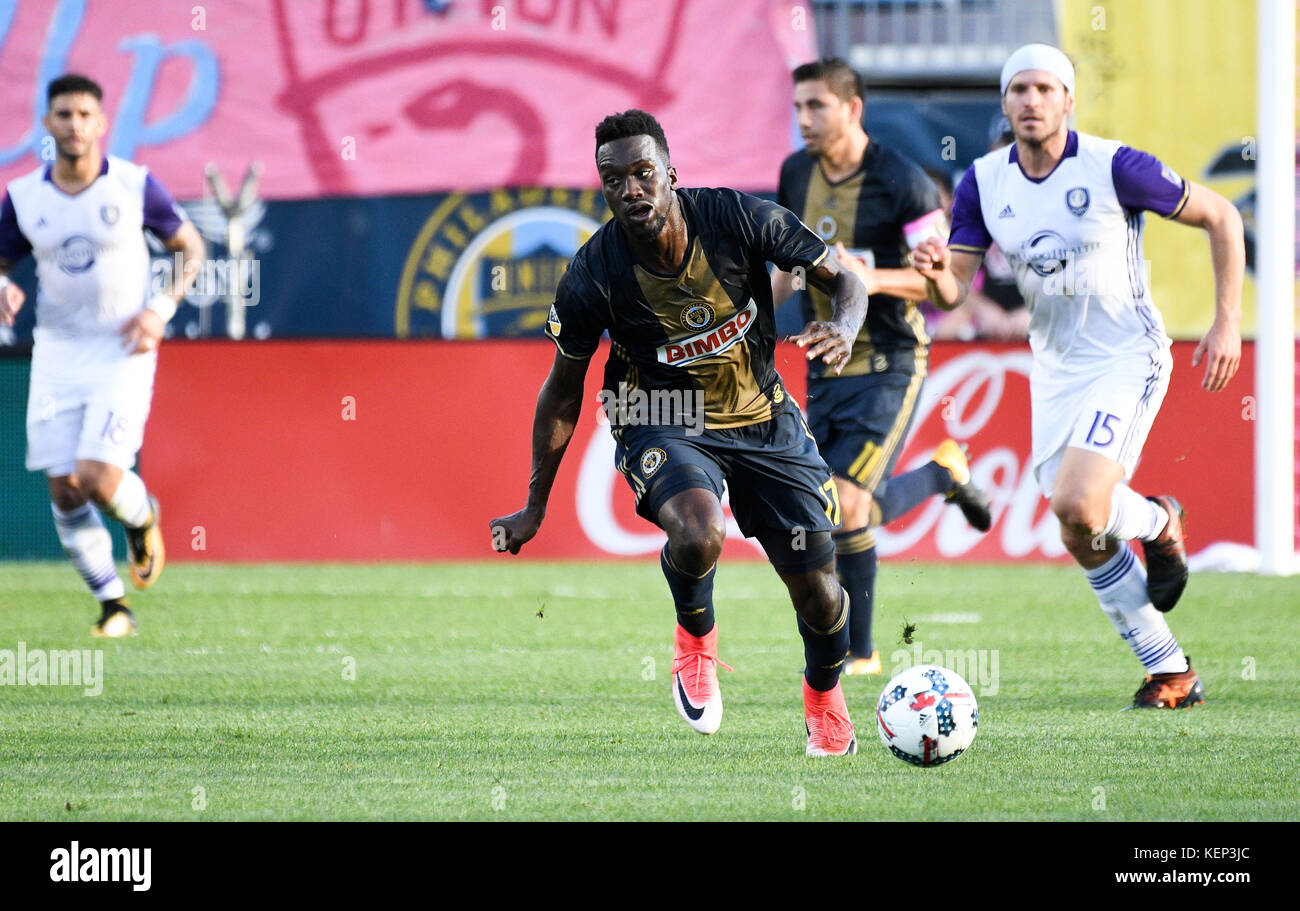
left=1007, top=130, right=1079, bottom=183
left=42, top=157, right=110, bottom=182
left=1112, top=146, right=1188, bottom=217
left=0, top=192, right=31, bottom=262
left=948, top=164, right=991, bottom=251
left=142, top=173, right=183, bottom=238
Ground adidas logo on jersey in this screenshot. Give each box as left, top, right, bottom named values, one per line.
left=998, top=205, right=1015, bottom=218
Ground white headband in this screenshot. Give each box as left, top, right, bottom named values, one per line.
left=1000, top=43, right=1075, bottom=96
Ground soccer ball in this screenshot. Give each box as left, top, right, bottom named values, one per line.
left=876, top=664, right=978, bottom=767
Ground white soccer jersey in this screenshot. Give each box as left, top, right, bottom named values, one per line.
left=948, top=131, right=1189, bottom=373
left=0, top=155, right=184, bottom=376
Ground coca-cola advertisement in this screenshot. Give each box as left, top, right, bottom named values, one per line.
left=141, top=339, right=1256, bottom=563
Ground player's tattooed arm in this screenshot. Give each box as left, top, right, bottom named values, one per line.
left=489, top=351, right=590, bottom=554
left=0, top=258, right=24, bottom=327
left=1174, top=181, right=1244, bottom=392
left=790, top=251, right=868, bottom=375
left=912, top=238, right=982, bottom=311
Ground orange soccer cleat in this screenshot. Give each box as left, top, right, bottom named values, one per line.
left=1130, top=659, right=1204, bottom=709
left=671, top=624, right=731, bottom=735
left=804, top=678, right=857, bottom=756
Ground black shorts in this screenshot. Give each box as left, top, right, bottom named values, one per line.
left=805, top=349, right=928, bottom=493
left=613, top=398, right=840, bottom=538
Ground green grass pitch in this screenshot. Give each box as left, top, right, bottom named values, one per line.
left=1, top=560, right=1297, bottom=821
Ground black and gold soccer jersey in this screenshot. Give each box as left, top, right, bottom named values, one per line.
left=545, top=187, right=827, bottom=430
left=778, top=140, right=941, bottom=378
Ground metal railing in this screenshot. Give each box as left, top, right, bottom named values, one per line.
left=812, top=0, right=1059, bottom=83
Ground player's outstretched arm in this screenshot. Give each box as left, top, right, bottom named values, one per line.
left=837, top=242, right=944, bottom=301
left=790, top=253, right=868, bottom=375
left=489, top=350, right=590, bottom=554
left=120, top=221, right=206, bottom=354
left=0, top=260, right=26, bottom=327
left=1174, top=181, right=1244, bottom=392
left=912, top=237, right=981, bottom=311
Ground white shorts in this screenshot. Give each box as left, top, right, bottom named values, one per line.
left=25, top=352, right=158, bottom=476
left=1031, top=349, right=1172, bottom=498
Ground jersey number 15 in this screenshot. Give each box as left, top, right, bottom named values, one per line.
left=1085, top=411, right=1121, bottom=448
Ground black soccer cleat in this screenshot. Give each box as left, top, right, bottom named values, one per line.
left=932, top=439, right=993, bottom=532
left=92, top=598, right=138, bottom=639
left=125, top=495, right=165, bottom=590
left=1141, top=495, right=1188, bottom=612
left=1130, top=659, right=1204, bottom=709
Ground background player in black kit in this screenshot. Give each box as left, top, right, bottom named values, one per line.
left=772, top=58, right=993, bottom=676
left=490, top=110, right=869, bottom=756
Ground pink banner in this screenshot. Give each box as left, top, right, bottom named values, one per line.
left=0, top=0, right=815, bottom=200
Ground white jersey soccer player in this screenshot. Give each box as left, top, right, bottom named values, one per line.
left=0, top=74, right=205, bottom=637
left=913, top=44, right=1243, bottom=709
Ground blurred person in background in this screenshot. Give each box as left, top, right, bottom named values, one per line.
left=919, top=117, right=1030, bottom=342
left=0, top=74, right=204, bottom=637
left=772, top=58, right=992, bottom=678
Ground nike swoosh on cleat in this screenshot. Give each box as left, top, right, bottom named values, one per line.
left=675, top=673, right=705, bottom=721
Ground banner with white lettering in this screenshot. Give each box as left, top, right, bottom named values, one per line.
left=0, top=0, right=815, bottom=200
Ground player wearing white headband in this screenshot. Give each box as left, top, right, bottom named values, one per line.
left=913, top=44, right=1244, bottom=709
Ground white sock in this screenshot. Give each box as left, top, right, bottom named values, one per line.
left=52, top=502, right=125, bottom=602
left=103, top=470, right=153, bottom=529
left=1102, top=484, right=1168, bottom=542
left=1086, top=544, right=1188, bottom=674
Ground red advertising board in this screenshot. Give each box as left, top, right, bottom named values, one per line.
left=142, top=339, right=1257, bottom=563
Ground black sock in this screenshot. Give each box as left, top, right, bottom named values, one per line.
left=661, top=546, right=716, bottom=637
left=834, top=529, right=877, bottom=657
left=798, top=592, right=850, bottom=691
left=875, top=462, right=953, bottom=525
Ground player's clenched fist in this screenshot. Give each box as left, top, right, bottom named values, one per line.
left=911, top=236, right=950, bottom=281
left=489, top=506, right=544, bottom=555
left=0, top=279, right=25, bottom=327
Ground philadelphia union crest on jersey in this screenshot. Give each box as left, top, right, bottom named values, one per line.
left=640, top=447, right=667, bottom=478
left=680, top=301, right=714, bottom=330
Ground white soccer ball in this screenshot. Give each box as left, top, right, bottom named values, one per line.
left=876, top=664, right=978, bottom=767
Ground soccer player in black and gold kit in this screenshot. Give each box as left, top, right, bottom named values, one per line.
left=773, top=59, right=992, bottom=676
left=491, top=110, right=869, bottom=756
